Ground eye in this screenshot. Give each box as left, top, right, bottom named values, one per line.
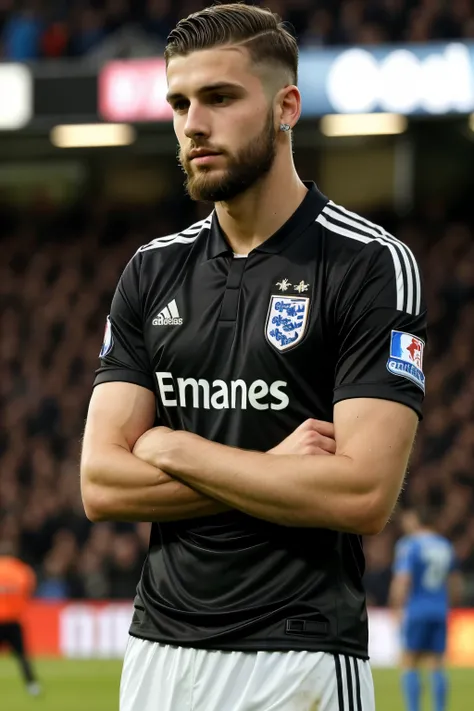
left=210, top=94, right=232, bottom=106
left=172, top=100, right=189, bottom=113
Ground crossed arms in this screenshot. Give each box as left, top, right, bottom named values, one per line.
left=80, top=381, right=418, bottom=536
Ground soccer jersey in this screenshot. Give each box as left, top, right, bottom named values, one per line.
left=393, top=533, right=455, bottom=620
left=0, top=557, right=35, bottom=623
left=94, top=182, right=426, bottom=658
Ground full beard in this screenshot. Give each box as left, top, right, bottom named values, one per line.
left=179, top=109, right=277, bottom=203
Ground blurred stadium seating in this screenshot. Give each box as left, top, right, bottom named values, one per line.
left=0, top=0, right=474, bottom=647
left=2, top=194, right=474, bottom=605
left=2, top=0, right=474, bottom=61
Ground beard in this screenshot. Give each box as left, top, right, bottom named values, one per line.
left=178, top=108, right=277, bottom=203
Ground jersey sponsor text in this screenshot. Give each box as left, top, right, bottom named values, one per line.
left=155, top=372, right=289, bottom=411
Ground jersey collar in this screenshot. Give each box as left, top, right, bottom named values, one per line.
left=204, top=182, right=328, bottom=260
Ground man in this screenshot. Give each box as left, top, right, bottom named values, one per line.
left=390, top=508, right=462, bottom=711
left=0, top=545, right=41, bottom=696
left=80, top=4, right=426, bottom=710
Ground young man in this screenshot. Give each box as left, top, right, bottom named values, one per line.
left=0, top=545, right=41, bottom=697
left=390, top=508, right=462, bottom=711
left=81, top=4, right=427, bottom=709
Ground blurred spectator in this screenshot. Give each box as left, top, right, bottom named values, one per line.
left=67, top=5, right=106, bottom=57
left=1, top=192, right=474, bottom=601
left=0, top=541, right=41, bottom=696
left=107, top=533, right=144, bottom=600
left=35, top=530, right=79, bottom=599
left=364, top=532, right=395, bottom=606
left=1, top=0, right=474, bottom=603
left=143, top=0, right=174, bottom=39
left=299, top=9, right=335, bottom=47
left=3, top=0, right=474, bottom=59
left=41, top=20, right=68, bottom=58
left=2, top=0, right=43, bottom=60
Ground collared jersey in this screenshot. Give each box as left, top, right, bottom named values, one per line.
left=94, top=183, right=427, bottom=658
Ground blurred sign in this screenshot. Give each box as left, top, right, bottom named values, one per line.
left=299, top=41, right=474, bottom=117
left=0, top=64, right=32, bottom=129
left=99, top=59, right=172, bottom=122
left=18, top=602, right=474, bottom=666
left=97, top=42, right=474, bottom=124
left=59, top=603, right=132, bottom=658
left=448, top=610, right=474, bottom=666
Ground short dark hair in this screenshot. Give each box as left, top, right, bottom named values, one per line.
left=417, top=505, right=439, bottom=529
left=165, top=3, right=298, bottom=85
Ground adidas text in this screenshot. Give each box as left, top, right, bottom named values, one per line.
left=153, top=314, right=183, bottom=326
left=153, top=299, right=183, bottom=326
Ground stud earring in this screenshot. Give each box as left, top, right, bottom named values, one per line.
left=279, top=123, right=291, bottom=132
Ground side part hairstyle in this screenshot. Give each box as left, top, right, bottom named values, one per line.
left=164, top=2, right=298, bottom=85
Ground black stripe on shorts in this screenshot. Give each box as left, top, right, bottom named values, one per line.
left=353, top=657, right=363, bottom=711
left=334, top=654, right=345, bottom=710
left=344, top=655, right=355, bottom=710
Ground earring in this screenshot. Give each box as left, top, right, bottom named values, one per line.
left=280, top=123, right=291, bottom=132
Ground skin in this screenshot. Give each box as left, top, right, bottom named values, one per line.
left=166, top=45, right=307, bottom=255
left=81, top=384, right=336, bottom=523
left=81, top=45, right=418, bottom=535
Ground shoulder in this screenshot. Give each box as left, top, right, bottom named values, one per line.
left=437, top=535, right=454, bottom=553
left=135, top=215, right=213, bottom=257
left=318, top=199, right=418, bottom=267
left=395, top=535, right=415, bottom=558
left=320, top=200, right=423, bottom=315
left=116, top=215, right=213, bottom=292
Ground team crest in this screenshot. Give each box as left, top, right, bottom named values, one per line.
left=99, top=315, right=113, bottom=358
left=266, top=295, right=310, bottom=352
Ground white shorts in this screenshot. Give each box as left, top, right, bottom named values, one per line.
left=120, top=635, right=375, bottom=711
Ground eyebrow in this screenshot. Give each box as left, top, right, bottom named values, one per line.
left=166, top=82, right=245, bottom=104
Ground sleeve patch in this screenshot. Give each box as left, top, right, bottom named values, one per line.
left=99, top=315, right=114, bottom=358
left=386, top=330, right=425, bottom=393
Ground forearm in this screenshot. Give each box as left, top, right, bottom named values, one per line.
left=389, top=578, right=409, bottom=610
left=81, top=445, right=229, bottom=522
left=161, top=434, right=375, bottom=531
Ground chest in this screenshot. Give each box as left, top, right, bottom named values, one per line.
left=145, top=253, right=333, bottom=378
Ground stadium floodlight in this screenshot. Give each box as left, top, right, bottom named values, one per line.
left=0, top=64, right=32, bottom=130
left=320, top=113, right=408, bottom=137
left=50, top=123, right=136, bottom=148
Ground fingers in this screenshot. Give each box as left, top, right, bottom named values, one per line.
left=314, top=434, right=337, bottom=454
left=298, top=418, right=335, bottom=438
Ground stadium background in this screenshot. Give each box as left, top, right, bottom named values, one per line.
left=2, top=0, right=474, bottom=708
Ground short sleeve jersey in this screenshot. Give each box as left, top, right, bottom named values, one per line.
left=393, top=533, right=455, bottom=620
left=94, top=183, right=427, bottom=658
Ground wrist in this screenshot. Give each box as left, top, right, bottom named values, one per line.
left=158, top=430, right=196, bottom=476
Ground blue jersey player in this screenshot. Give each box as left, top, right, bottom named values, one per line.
left=390, top=507, right=462, bottom=711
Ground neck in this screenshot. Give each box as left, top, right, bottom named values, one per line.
left=214, top=152, right=308, bottom=255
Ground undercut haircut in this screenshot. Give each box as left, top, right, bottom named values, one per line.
left=165, top=3, right=298, bottom=85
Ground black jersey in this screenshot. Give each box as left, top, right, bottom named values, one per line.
left=94, top=183, right=426, bottom=658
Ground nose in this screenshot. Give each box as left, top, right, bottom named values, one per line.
left=184, top=101, right=210, bottom=140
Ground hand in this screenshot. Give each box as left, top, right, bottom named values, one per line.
left=269, top=419, right=336, bottom=456
left=132, top=426, right=174, bottom=467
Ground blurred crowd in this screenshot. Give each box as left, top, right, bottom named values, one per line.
left=0, top=0, right=473, bottom=61
left=1, top=193, right=474, bottom=604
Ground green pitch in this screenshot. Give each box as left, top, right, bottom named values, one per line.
left=1, top=657, right=474, bottom=710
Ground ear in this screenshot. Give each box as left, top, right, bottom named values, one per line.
left=276, top=85, right=301, bottom=131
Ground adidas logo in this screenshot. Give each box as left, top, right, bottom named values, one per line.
left=153, top=299, right=183, bottom=326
